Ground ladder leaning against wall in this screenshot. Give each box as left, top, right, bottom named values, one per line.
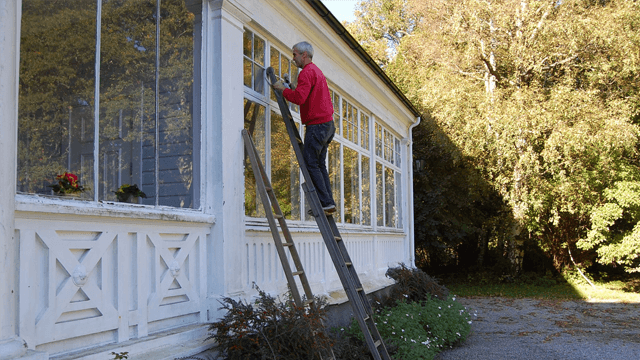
left=240, top=66, right=391, bottom=360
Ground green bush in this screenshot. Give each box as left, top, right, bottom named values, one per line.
left=346, top=297, right=471, bottom=360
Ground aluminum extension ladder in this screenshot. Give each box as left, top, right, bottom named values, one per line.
left=246, top=66, right=391, bottom=360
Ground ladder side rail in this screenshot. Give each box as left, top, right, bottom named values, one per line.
left=242, top=129, right=304, bottom=307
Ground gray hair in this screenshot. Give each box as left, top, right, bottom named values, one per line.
left=293, top=41, right=314, bottom=59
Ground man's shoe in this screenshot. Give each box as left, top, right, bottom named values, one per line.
left=323, top=205, right=336, bottom=214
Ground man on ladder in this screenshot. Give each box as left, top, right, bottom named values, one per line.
left=273, top=41, right=336, bottom=215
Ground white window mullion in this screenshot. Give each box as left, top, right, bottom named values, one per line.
left=154, top=0, right=161, bottom=207
left=93, top=0, right=103, bottom=202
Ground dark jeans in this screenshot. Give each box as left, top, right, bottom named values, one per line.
left=303, top=121, right=336, bottom=208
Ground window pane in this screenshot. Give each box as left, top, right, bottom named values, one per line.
left=375, top=123, right=383, bottom=157
left=361, top=113, right=369, bottom=151
left=351, top=105, right=359, bottom=145
left=271, top=111, right=300, bottom=220
left=18, top=0, right=97, bottom=196
left=254, top=35, right=265, bottom=66
left=395, top=170, right=403, bottom=228
left=281, top=55, right=290, bottom=80
left=333, top=92, right=340, bottom=132
left=243, top=29, right=252, bottom=58
left=384, top=129, right=393, bottom=163
left=289, top=62, right=299, bottom=113
left=253, top=63, right=265, bottom=94
left=385, top=167, right=395, bottom=227
left=342, top=101, right=348, bottom=140
left=376, top=162, right=383, bottom=226
left=100, top=0, right=156, bottom=203
left=244, top=99, right=266, bottom=217
left=329, top=141, right=341, bottom=222
left=156, top=0, right=195, bottom=208
left=270, top=47, right=280, bottom=77
left=343, top=146, right=359, bottom=224
left=270, top=47, right=280, bottom=102
left=244, top=58, right=252, bottom=88
left=361, top=155, right=371, bottom=225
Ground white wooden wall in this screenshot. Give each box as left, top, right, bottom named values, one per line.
left=241, top=230, right=404, bottom=299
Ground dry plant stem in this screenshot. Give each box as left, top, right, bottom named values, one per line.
left=568, top=246, right=595, bottom=288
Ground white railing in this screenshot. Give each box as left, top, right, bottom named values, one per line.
left=15, top=217, right=209, bottom=355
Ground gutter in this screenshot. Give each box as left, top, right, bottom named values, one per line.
left=407, top=116, right=421, bottom=267
left=305, top=0, right=421, bottom=118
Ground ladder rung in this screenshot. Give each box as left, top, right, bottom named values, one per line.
left=363, top=315, right=370, bottom=321
left=345, top=261, right=352, bottom=266
left=356, top=287, right=363, bottom=292
left=273, top=214, right=283, bottom=219
left=304, top=299, right=315, bottom=306
left=282, top=242, right=293, bottom=247
left=334, top=236, right=342, bottom=241
left=292, top=271, right=304, bottom=276
left=374, top=340, right=382, bottom=347
left=265, top=186, right=273, bottom=191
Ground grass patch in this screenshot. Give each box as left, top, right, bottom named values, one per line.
left=445, top=282, right=582, bottom=300
left=440, top=270, right=640, bottom=303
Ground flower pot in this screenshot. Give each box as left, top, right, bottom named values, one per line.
left=52, top=190, right=81, bottom=198
left=122, top=194, right=139, bottom=204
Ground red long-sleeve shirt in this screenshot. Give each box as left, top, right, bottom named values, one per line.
left=282, top=63, right=333, bottom=125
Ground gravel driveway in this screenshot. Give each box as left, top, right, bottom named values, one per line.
left=435, top=297, right=640, bottom=360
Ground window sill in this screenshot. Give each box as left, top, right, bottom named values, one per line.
left=244, top=217, right=404, bottom=234
left=14, top=193, right=215, bottom=224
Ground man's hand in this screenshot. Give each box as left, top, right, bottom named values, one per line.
left=273, top=81, right=286, bottom=91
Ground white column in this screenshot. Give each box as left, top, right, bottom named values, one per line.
left=0, top=0, right=26, bottom=358
left=204, top=0, right=250, bottom=317
left=0, top=3, right=47, bottom=358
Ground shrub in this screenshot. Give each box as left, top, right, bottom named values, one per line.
left=207, top=286, right=332, bottom=360
left=382, top=264, right=449, bottom=307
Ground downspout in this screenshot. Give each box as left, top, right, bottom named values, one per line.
left=407, top=116, right=421, bottom=267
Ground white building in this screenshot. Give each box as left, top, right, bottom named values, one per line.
left=0, top=0, right=420, bottom=359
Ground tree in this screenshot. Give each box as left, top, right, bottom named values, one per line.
left=348, top=0, right=640, bottom=273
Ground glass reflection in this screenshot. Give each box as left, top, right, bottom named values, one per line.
left=18, top=0, right=97, bottom=196
left=385, top=167, right=395, bottom=227
left=18, top=0, right=196, bottom=208
left=329, top=142, right=341, bottom=221
left=361, top=155, right=371, bottom=225
left=343, top=146, right=359, bottom=224
left=376, top=162, right=383, bottom=226
left=244, top=98, right=266, bottom=217
left=271, top=111, right=300, bottom=220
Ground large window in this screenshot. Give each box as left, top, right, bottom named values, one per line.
left=242, top=28, right=402, bottom=230
left=17, top=0, right=200, bottom=208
